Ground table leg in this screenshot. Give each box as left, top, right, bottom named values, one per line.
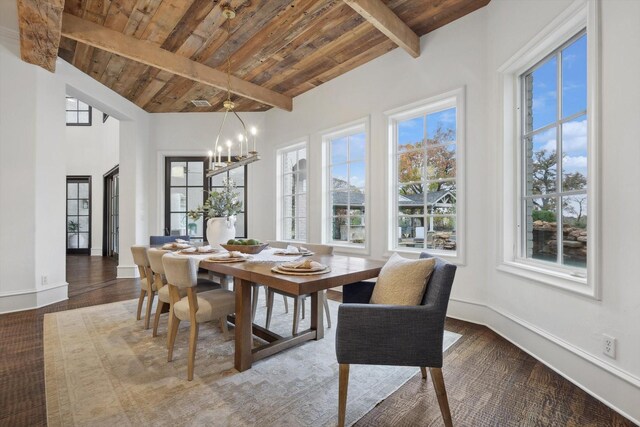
left=310, top=291, right=324, bottom=340
left=234, top=277, right=253, bottom=371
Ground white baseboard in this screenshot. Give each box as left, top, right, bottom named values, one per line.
left=91, top=248, right=103, bottom=256
left=447, top=298, right=640, bottom=425
left=0, top=282, right=68, bottom=314
left=117, top=265, right=139, bottom=279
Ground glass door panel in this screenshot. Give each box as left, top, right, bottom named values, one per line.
left=67, top=176, right=91, bottom=254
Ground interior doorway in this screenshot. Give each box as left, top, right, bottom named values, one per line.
left=66, top=176, right=91, bottom=255
left=103, top=166, right=119, bottom=260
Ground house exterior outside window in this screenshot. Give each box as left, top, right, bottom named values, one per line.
left=387, top=88, right=465, bottom=261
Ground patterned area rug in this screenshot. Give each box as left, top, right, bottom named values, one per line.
left=44, top=293, right=460, bottom=426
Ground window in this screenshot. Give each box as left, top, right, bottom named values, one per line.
left=498, top=0, right=599, bottom=297
left=323, top=122, right=367, bottom=248
left=277, top=143, right=307, bottom=242
left=521, top=31, right=588, bottom=271
left=164, top=157, right=248, bottom=241
left=66, top=97, right=92, bottom=126
left=67, top=176, right=91, bottom=254
left=388, top=89, right=464, bottom=259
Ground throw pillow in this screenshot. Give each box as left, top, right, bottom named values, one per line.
left=370, top=253, right=436, bottom=305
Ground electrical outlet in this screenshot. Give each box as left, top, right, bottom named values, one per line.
left=41, top=275, right=48, bottom=286
left=602, top=334, right=616, bottom=358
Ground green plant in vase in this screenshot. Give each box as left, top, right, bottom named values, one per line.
left=188, top=178, right=242, bottom=247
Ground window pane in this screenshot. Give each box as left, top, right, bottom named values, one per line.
left=297, top=148, right=307, bottom=169
left=170, top=162, right=186, bottom=186
left=78, top=111, right=90, bottom=124
left=66, top=112, right=78, bottom=123
left=425, top=216, right=456, bottom=251
left=397, top=216, right=425, bottom=248
left=427, top=108, right=456, bottom=144
left=562, top=34, right=587, bottom=118
left=78, top=101, right=89, bottom=111
left=330, top=191, right=348, bottom=214
left=211, top=172, right=225, bottom=187
left=296, top=218, right=307, bottom=241
left=426, top=145, right=456, bottom=180
left=398, top=150, right=424, bottom=184
left=525, top=55, right=558, bottom=132
left=295, top=194, right=307, bottom=218
left=235, top=213, right=245, bottom=238
left=187, top=187, right=202, bottom=211
left=67, top=200, right=78, bottom=215
left=349, top=216, right=365, bottom=244
left=187, top=216, right=202, bottom=238
left=283, top=218, right=295, bottom=240
left=562, top=195, right=587, bottom=268
left=398, top=116, right=424, bottom=152
left=78, top=233, right=89, bottom=248
left=78, top=183, right=89, bottom=199
left=170, top=188, right=186, bottom=211
left=331, top=137, right=348, bottom=164
left=283, top=173, right=294, bottom=196
left=331, top=164, right=348, bottom=189
left=170, top=213, right=186, bottom=235
left=67, top=233, right=78, bottom=248
left=562, top=115, right=587, bottom=191
left=525, top=128, right=557, bottom=195
left=398, top=190, right=424, bottom=215
left=67, top=183, right=78, bottom=198
left=187, top=161, right=203, bottom=186
left=331, top=217, right=347, bottom=241
left=66, top=97, right=77, bottom=110
left=525, top=197, right=558, bottom=263
left=78, top=216, right=89, bottom=232
left=349, top=133, right=365, bottom=161
left=283, top=196, right=294, bottom=218
left=78, top=199, right=89, bottom=215
left=428, top=185, right=456, bottom=215
left=284, top=150, right=297, bottom=173
left=349, top=162, right=365, bottom=189
left=229, top=166, right=244, bottom=186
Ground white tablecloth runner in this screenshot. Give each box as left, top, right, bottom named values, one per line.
left=177, top=247, right=303, bottom=265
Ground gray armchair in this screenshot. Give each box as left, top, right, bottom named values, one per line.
left=335, top=253, right=457, bottom=427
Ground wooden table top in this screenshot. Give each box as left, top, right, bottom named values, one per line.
left=200, top=254, right=384, bottom=295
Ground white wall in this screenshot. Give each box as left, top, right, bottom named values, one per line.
left=65, top=107, right=119, bottom=256
left=259, top=0, right=638, bottom=422
left=148, top=112, right=267, bottom=239
left=264, top=8, right=490, bottom=305
left=484, top=0, right=640, bottom=422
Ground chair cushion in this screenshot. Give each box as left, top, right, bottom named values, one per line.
left=173, top=289, right=235, bottom=323
left=140, top=277, right=159, bottom=292
left=157, top=285, right=186, bottom=303
left=370, top=253, right=436, bottom=305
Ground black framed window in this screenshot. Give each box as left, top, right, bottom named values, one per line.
left=67, top=176, right=91, bottom=255
left=66, top=97, right=92, bottom=126
left=164, top=157, right=248, bottom=242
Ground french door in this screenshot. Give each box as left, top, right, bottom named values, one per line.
left=103, top=166, right=119, bottom=259
left=66, top=176, right=91, bottom=255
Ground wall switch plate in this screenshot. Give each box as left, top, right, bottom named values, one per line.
left=41, top=275, right=48, bottom=286
left=602, top=334, right=616, bottom=358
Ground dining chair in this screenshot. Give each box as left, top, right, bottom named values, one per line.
left=131, top=245, right=156, bottom=329
left=264, top=242, right=333, bottom=335
left=148, top=248, right=183, bottom=339
left=335, top=253, right=457, bottom=427
left=163, top=253, right=236, bottom=381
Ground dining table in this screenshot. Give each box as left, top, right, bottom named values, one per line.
left=198, top=250, right=385, bottom=372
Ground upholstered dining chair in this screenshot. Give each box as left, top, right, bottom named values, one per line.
left=335, top=253, right=457, bottom=427
left=162, top=253, right=236, bottom=381
left=149, top=235, right=190, bottom=245
left=264, top=241, right=333, bottom=335
left=148, top=248, right=182, bottom=338
left=131, top=245, right=157, bottom=329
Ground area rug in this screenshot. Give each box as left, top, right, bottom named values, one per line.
left=44, top=293, right=461, bottom=427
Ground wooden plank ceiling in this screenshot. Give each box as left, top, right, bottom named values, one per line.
left=57, top=0, right=489, bottom=113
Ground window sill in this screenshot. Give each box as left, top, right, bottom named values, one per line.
left=330, top=243, right=369, bottom=256
left=386, top=247, right=465, bottom=266
left=497, top=260, right=597, bottom=299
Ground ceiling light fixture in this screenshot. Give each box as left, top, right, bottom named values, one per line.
left=207, top=6, right=260, bottom=177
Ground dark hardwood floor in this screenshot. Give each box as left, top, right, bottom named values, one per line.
left=0, top=257, right=634, bottom=426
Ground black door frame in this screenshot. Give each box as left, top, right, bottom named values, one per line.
left=66, top=175, right=92, bottom=255
left=102, top=165, right=119, bottom=259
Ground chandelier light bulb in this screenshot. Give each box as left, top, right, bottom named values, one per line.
left=207, top=150, right=213, bottom=157
left=226, top=140, right=232, bottom=147
left=250, top=126, right=257, bottom=136
left=238, top=134, right=244, bottom=142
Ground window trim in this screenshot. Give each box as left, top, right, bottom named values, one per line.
left=276, top=139, right=309, bottom=243
left=320, top=117, right=370, bottom=254
left=384, top=87, right=466, bottom=264
left=65, top=96, right=92, bottom=126
left=497, top=0, right=600, bottom=299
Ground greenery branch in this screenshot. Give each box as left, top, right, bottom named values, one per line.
left=188, top=177, right=243, bottom=220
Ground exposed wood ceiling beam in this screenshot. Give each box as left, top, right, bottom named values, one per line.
left=60, top=13, right=293, bottom=111
left=17, top=0, right=65, bottom=72
left=343, top=0, right=420, bottom=58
